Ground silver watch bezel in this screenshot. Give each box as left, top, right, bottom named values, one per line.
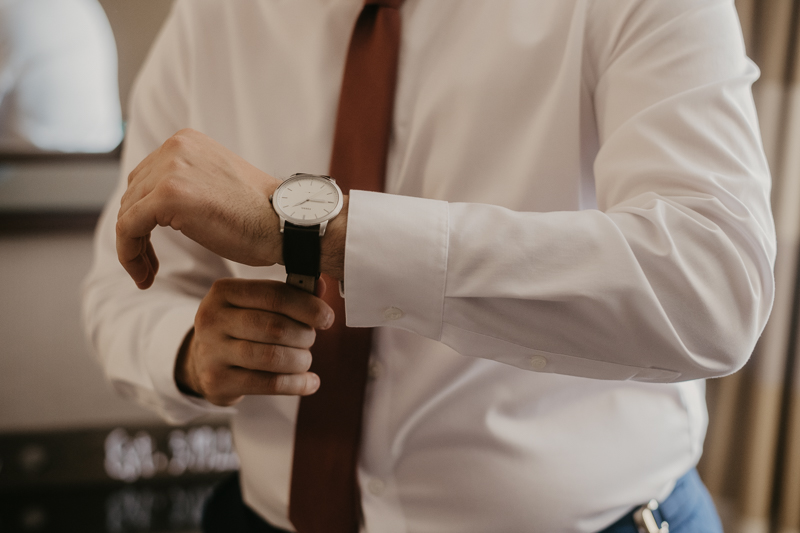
left=271, top=173, right=344, bottom=233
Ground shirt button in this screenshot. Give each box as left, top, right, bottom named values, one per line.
left=529, top=355, right=547, bottom=370
left=368, top=361, right=383, bottom=380
left=383, top=307, right=404, bottom=320
left=368, top=478, right=385, bottom=496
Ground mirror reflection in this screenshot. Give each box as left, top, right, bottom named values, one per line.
left=0, top=0, right=172, bottom=222
left=0, top=0, right=123, bottom=154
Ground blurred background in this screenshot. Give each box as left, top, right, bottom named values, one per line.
left=696, top=2, right=800, bottom=533
left=3, top=0, right=800, bottom=532
left=0, top=2, right=237, bottom=532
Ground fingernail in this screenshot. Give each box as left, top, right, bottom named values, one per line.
left=310, top=374, right=320, bottom=393
left=323, top=310, right=335, bottom=329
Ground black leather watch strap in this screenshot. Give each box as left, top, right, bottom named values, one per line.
left=283, top=222, right=321, bottom=279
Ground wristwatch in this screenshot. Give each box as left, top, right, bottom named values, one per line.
left=270, top=173, right=344, bottom=293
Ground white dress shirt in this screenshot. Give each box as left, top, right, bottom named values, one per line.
left=83, top=1, right=775, bottom=532
left=0, top=0, right=122, bottom=153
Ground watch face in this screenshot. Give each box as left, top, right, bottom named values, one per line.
left=272, top=174, right=343, bottom=226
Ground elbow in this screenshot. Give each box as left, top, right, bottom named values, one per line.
left=674, top=266, right=774, bottom=381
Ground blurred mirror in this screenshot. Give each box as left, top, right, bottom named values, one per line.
left=0, top=0, right=123, bottom=154
left=0, top=0, right=173, bottom=228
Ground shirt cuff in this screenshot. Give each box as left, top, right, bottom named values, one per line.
left=344, top=190, right=449, bottom=340
left=142, top=302, right=234, bottom=424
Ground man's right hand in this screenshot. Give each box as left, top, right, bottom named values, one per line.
left=175, top=278, right=333, bottom=406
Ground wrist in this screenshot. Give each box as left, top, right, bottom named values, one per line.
left=270, top=175, right=348, bottom=282
left=320, top=195, right=348, bottom=281
left=174, top=328, right=202, bottom=398
left=260, top=180, right=284, bottom=266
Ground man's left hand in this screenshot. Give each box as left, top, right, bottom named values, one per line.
left=116, top=129, right=283, bottom=289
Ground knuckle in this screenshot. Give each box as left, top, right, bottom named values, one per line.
left=175, top=127, right=195, bottom=139
left=115, top=217, right=127, bottom=236
left=162, top=132, right=187, bottom=152
left=298, top=326, right=316, bottom=349
left=154, top=174, right=183, bottom=201
left=297, top=350, right=313, bottom=372
left=267, top=344, right=287, bottom=368
left=238, top=340, right=257, bottom=365
left=196, top=369, right=221, bottom=396
left=268, top=285, right=287, bottom=312
left=194, top=302, right=216, bottom=331
left=209, top=278, right=231, bottom=297
left=268, top=373, right=289, bottom=394
left=239, top=309, right=262, bottom=334
left=208, top=278, right=239, bottom=306
left=265, top=316, right=288, bottom=341
left=241, top=341, right=272, bottom=369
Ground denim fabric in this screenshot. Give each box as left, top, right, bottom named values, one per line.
left=598, top=469, right=723, bottom=533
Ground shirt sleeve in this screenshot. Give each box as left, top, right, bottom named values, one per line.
left=343, top=0, right=776, bottom=382
left=82, top=0, right=234, bottom=423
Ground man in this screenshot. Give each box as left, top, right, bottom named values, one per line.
left=83, top=1, right=775, bottom=532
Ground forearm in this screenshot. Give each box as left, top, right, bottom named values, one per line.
left=341, top=186, right=774, bottom=383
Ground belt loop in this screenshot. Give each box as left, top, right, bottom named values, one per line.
left=633, top=500, right=669, bottom=533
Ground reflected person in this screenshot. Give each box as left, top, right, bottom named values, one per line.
left=0, top=0, right=122, bottom=153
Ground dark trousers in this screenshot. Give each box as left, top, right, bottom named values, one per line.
left=203, top=468, right=723, bottom=533
left=202, top=472, right=289, bottom=533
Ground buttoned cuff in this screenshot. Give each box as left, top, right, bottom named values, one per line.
left=343, top=190, right=449, bottom=340
left=142, top=302, right=234, bottom=424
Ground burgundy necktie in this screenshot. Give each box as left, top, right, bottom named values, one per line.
left=289, top=2, right=403, bottom=532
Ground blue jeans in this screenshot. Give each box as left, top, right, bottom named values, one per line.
left=598, top=468, right=723, bottom=533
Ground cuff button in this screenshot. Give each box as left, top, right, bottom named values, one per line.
left=529, top=355, right=547, bottom=370
left=383, top=307, right=404, bottom=320
left=368, top=478, right=386, bottom=496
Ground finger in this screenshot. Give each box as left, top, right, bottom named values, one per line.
left=145, top=236, right=160, bottom=278
left=119, top=165, right=154, bottom=218
left=114, top=234, right=154, bottom=288
left=116, top=201, right=160, bottom=288
left=211, top=278, right=333, bottom=329
left=222, top=307, right=317, bottom=348
left=201, top=368, right=320, bottom=402
left=139, top=253, right=157, bottom=289
left=230, top=368, right=320, bottom=396
left=227, top=339, right=312, bottom=374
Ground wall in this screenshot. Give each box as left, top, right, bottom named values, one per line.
left=0, top=0, right=179, bottom=432
left=0, top=231, right=164, bottom=431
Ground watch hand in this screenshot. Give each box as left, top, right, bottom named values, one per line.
left=305, top=188, right=330, bottom=202
left=291, top=189, right=329, bottom=207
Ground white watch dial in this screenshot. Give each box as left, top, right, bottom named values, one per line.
left=273, top=174, right=343, bottom=226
